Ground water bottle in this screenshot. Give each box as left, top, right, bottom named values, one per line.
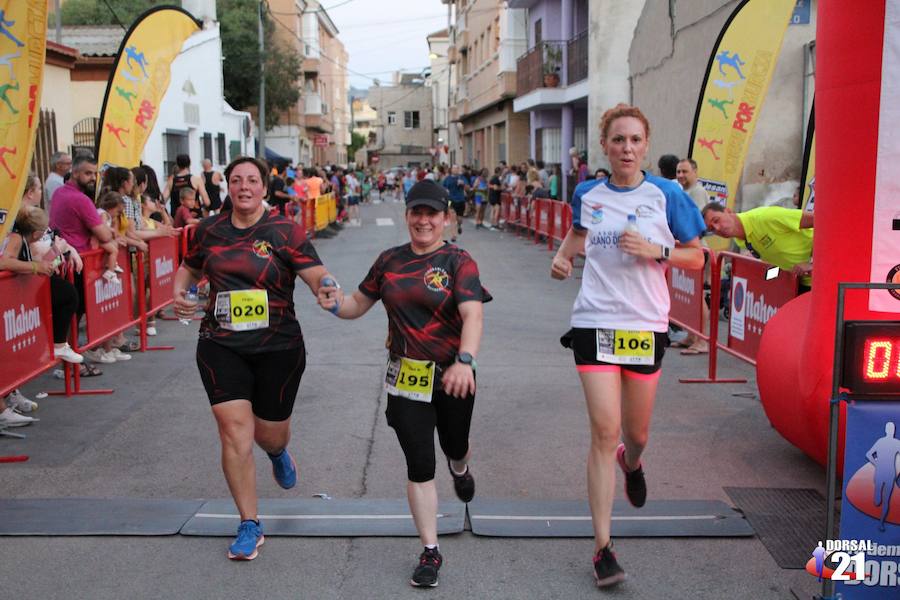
left=180, top=285, right=198, bottom=325
left=321, top=277, right=340, bottom=315
left=622, top=214, right=639, bottom=263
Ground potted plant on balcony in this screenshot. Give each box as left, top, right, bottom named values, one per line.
left=542, top=44, right=562, bottom=88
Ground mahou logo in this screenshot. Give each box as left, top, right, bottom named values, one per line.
left=3, top=304, right=41, bottom=342
left=745, top=290, right=777, bottom=324
left=95, top=277, right=124, bottom=304
left=672, top=268, right=696, bottom=296
left=155, top=256, right=174, bottom=278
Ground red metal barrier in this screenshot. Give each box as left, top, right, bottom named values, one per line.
left=0, top=272, right=56, bottom=398
left=140, top=236, right=178, bottom=352
left=676, top=249, right=799, bottom=384
left=51, top=249, right=140, bottom=397
left=160, top=225, right=203, bottom=323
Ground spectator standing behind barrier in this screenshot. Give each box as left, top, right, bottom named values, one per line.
left=702, top=203, right=814, bottom=292
left=657, top=154, right=679, bottom=180
left=548, top=164, right=560, bottom=200
left=676, top=159, right=708, bottom=210
left=317, top=179, right=488, bottom=588
left=201, top=159, right=224, bottom=214
left=174, top=189, right=201, bottom=228
left=172, top=156, right=337, bottom=562
left=164, top=154, right=210, bottom=217
left=44, top=151, right=71, bottom=213
left=551, top=104, right=705, bottom=588
left=674, top=158, right=711, bottom=355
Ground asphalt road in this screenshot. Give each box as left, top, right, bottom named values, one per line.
left=1, top=199, right=824, bottom=599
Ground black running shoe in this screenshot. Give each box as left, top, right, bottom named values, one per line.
left=410, top=547, right=443, bottom=587
left=593, top=543, right=625, bottom=587
left=616, top=443, right=647, bottom=508
left=448, top=460, right=475, bottom=503
left=457, top=223, right=462, bottom=234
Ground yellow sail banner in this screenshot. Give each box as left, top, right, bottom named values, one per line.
left=96, top=7, right=200, bottom=171
left=689, top=0, right=795, bottom=213
left=0, top=0, right=48, bottom=241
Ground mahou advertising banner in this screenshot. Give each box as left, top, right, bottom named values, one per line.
left=0, top=273, right=54, bottom=396
left=95, top=7, right=200, bottom=170
left=0, top=0, right=48, bottom=241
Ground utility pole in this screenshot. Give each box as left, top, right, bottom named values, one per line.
left=257, top=0, right=266, bottom=160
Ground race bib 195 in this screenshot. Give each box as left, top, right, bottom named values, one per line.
left=385, top=357, right=436, bottom=402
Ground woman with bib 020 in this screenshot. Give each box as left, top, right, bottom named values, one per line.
left=551, top=104, right=705, bottom=587
left=172, top=157, right=338, bottom=561
left=317, top=179, right=489, bottom=588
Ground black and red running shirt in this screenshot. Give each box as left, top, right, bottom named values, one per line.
left=183, top=210, right=322, bottom=353
left=359, top=242, right=490, bottom=365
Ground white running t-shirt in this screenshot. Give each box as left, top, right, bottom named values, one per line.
left=570, top=174, right=706, bottom=333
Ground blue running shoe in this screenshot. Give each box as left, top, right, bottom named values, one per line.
left=228, top=520, right=264, bottom=561
left=269, top=449, right=297, bottom=490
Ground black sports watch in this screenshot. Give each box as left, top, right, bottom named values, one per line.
left=456, top=352, right=477, bottom=371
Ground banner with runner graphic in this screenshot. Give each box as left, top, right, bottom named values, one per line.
left=687, top=0, right=795, bottom=217
left=0, top=0, right=48, bottom=242
left=95, top=6, right=200, bottom=171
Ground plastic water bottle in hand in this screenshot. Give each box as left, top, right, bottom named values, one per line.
left=622, top=213, right=639, bottom=263
left=321, top=277, right=340, bottom=315
left=180, top=285, right=198, bottom=325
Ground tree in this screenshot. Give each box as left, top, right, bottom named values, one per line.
left=219, top=0, right=302, bottom=131
left=348, top=132, right=366, bottom=162
left=60, top=0, right=302, bottom=131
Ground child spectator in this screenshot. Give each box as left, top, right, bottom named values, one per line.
left=174, top=188, right=201, bottom=228
left=95, top=192, right=125, bottom=282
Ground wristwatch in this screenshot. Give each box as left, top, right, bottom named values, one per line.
left=660, top=245, right=672, bottom=260
left=456, top=352, right=477, bottom=371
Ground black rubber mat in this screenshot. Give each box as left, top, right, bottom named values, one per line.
left=724, top=487, right=825, bottom=568
left=467, top=498, right=754, bottom=537
left=180, top=498, right=466, bottom=537
left=0, top=498, right=204, bottom=536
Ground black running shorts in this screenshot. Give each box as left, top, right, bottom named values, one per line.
left=561, top=328, right=667, bottom=375
left=196, top=339, right=306, bottom=421
left=451, top=201, right=466, bottom=217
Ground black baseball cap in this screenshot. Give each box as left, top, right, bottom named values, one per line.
left=405, top=179, right=450, bottom=212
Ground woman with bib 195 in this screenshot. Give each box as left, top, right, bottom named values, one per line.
left=317, top=179, right=490, bottom=588
left=172, top=156, right=338, bottom=561
left=551, top=104, right=705, bottom=587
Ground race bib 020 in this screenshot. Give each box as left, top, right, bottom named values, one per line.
left=385, top=357, right=436, bottom=402
left=215, top=289, right=269, bottom=331
left=596, top=329, right=655, bottom=365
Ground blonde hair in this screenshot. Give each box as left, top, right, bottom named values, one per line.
left=526, top=168, right=540, bottom=184
left=15, top=205, right=48, bottom=237
left=599, top=103, right=651, bottom=142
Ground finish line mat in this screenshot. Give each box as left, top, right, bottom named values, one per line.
left=180, top=498, right=467, bottom=537
left=467, top=498, right=754, bottom=538
left=724, top=487, right=826, bottom=568
left=0, top=498, right=204, bottom=536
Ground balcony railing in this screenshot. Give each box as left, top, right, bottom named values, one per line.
left=567, top=30, right=588, bottom=85
left=516, top=40, right=565, bottom=97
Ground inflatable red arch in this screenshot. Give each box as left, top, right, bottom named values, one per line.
left=757, top=0, right=896, bottom=467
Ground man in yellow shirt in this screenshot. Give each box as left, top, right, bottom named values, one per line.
left=702, top=203, right=814, bottom=291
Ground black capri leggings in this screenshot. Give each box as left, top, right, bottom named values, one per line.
left=386, top=386, right=475, bottom=483
left=50, top=274, right=79, bottom=344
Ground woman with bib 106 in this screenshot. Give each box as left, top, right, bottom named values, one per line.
left=551, top=104, right=705, bottom=587
left=317, top=179, right=490, bottom=588
left=172, top=156, right=338, bottom=561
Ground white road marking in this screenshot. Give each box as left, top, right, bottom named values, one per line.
left=376, top=218, right=394, bottom=226
left=472, top=514, right=720, bottom=521
left=194, top=513, right=447, bottom=520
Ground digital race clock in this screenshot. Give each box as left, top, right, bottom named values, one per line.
left=840, top=321, right=900, bottom=396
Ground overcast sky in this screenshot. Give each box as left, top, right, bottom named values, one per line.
left=325, top=0, right=450, bottom=91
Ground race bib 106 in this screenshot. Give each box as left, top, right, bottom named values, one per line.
left=596, top=329, right=655, bottom=365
